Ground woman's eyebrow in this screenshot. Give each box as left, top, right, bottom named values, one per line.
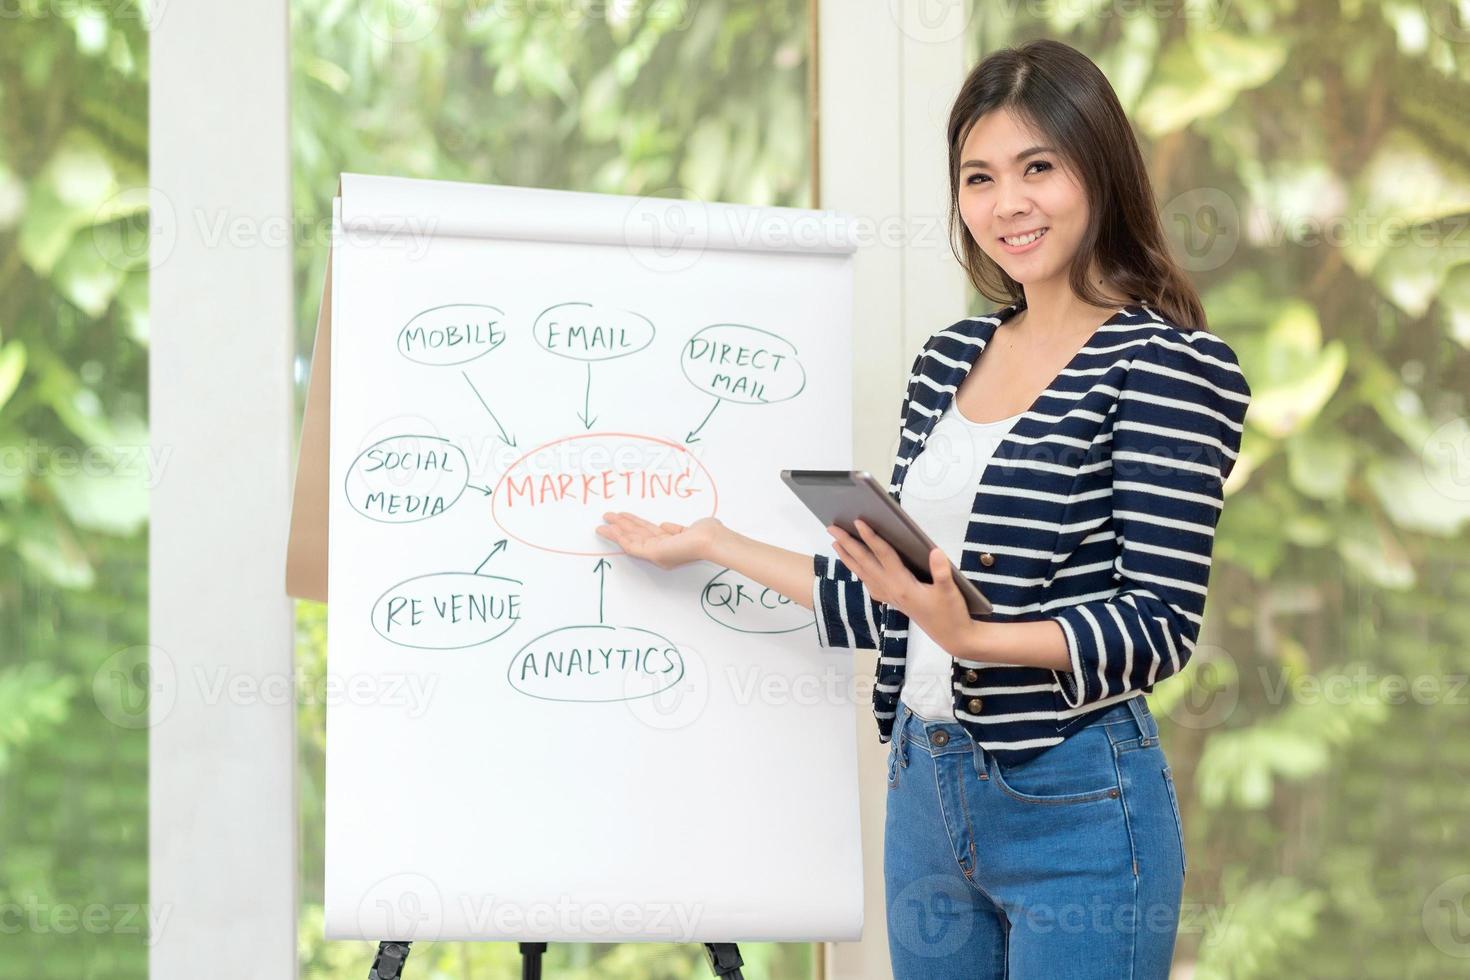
left=961, top=145, right=1056, bottom=169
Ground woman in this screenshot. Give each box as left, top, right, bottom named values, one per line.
left=597, top=38, right=1250, bottom=979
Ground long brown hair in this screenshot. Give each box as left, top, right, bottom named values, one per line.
left=947, top=38, right=1206, bottom=330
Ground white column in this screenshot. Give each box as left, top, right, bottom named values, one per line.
left=149, top=0, right=298, bottom=974
left=818, top=2, right=972, bottom=978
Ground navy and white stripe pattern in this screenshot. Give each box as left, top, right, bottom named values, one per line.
left=811, top=300, right=1252, bottom=764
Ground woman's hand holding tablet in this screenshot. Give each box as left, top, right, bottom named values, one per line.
left=781, top=469, right=993, bottom=619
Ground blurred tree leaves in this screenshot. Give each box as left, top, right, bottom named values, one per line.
left=0, top=2, right=150, bottom=976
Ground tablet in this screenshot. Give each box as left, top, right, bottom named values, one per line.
left=781, top=469, right=993, bottom=617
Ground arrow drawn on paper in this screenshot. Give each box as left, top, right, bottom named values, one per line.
left=576, top=362, right=598, bottom=430
left=462, top=370, right=517, bottom=448
left=685, top=396, right=720, bottom=444
left=593, top=557, right=611, bottom=623
left=474, top=539, right=508, bottom=574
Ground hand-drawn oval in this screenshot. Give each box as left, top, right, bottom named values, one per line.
left=508, top=623, right=685, bottom=703
left=371, top=572, right=523, bottom=649
left=680, top=323, right=806, bottom=405
left=346, top=435, right=470, bottom=524
left=700, top=567, right=814, bottom=634
left=491, top=432, right=718, bottom=556
left=397, top=303, right=507, bottom=366
left=533, top=301, right=656, bottom=362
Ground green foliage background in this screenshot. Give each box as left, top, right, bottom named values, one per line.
left=0, top=1, right=151, bottom=977
left=3, top=0, right=1469, bottom=977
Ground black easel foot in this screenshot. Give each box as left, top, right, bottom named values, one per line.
left=368, top=940, right=412, bottom=980
left=520, top=941, right=548, bottom=980
left=704, top=942, right=744, bottom=979
left=365, top=936, right=734, bottom=979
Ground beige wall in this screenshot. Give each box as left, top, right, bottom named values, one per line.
left=150, top=0, right=299, bottom=975
left=818, top=3, right=972, bottom=978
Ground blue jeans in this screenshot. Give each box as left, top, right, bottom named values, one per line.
left=883, top=695, right=1186, bottom=979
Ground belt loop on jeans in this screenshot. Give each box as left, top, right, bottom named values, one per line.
left=970, top=730, right=989, bottom=780
left=971, top=741, right=989, bottom=780
left=1125, top=694, right=1156, bottom=745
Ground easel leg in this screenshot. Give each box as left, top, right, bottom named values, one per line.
left=520, top=941, right=548, bottom=979
left=366, top=938, right=740, bottom=978
left=704, top=942, right=744, bottom=979
left=368, top=940, right=411, bottom=980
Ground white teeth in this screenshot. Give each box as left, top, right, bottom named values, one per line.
left=1003, top=228, right=1048, bottom=246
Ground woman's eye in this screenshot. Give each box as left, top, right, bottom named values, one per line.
left=965, top=161, right=1051, bottom=186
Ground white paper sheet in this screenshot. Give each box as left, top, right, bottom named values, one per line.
left=324, top=173, right=863, bottom=943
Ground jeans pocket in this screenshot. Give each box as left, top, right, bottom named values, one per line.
left=988, top=724, right=1121, bottom=805
left=1162, top=765, right=1187, bottom=879
left=887, top=735, right=901, bottom=790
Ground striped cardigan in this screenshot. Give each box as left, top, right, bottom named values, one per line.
left=811, top=299, right=1252, bottom=763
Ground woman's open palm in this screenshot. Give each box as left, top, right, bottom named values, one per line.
left=596, top=511, right=722, bottom=571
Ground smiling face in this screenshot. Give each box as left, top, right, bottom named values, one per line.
left=957, top=107, right=1090, bottom=290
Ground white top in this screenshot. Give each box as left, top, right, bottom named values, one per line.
left=896, top=398, right=1022, bottom=722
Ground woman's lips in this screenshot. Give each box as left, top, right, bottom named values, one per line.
left=998, top=227, right=1049, bottom=254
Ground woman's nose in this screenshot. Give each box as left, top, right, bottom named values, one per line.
left=993, top=186, right=1032, bottom=220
